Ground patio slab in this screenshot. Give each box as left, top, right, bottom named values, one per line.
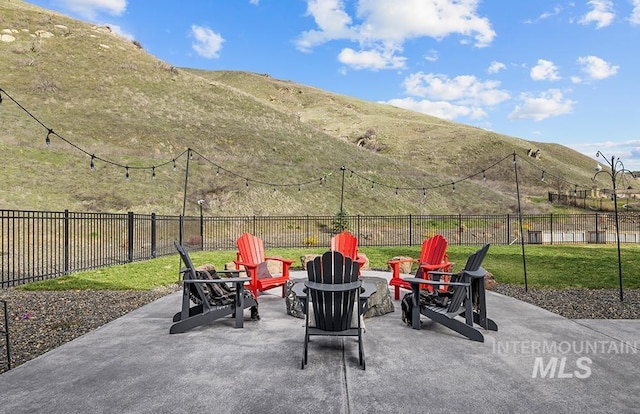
left=1, top=271, right=639, bottom=413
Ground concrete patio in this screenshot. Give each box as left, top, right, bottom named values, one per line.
left=1, top=271, right=639, bottom=413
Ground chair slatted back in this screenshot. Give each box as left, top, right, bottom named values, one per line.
left=236, top=233, right=265, bottom=265
left=419, top=234, right=448, bottom=265
left=175, top=241, right=209, bottom=306
left=445, top=244, right=490, bottom=313
left=307, top=251, right=359, bottom=332
left=463, top=243, right=490, bottom=272
left=330, top=231, right=359, bottom=261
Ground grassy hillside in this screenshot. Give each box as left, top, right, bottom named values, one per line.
left=0, top=0, right=605, bottom=216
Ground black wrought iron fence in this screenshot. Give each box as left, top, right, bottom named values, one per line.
left=1, top=299, right=10, bottom=371
left=2, top=209, right=640, bottom=288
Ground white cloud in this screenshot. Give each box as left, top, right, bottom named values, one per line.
left=631, top=0, right=640, bottom=24
left=530, top=59, right=561, bottom=81
left=424, top=49, right=438, bottom=62
left=579, top=0, right=615, bottom=29
left=403, top=72, right=510, bottom=107
left=296, top=0, right=495, bottom=70
left=191, top=25, right=225, bottom=59
left=382, top=72, right=509, bottom=120
left=508, top=89, right=575, bottom=121
left=539, top=5, right=563, bottom=20
left=296, top=0, right=355, bottom=52
left=488, top=61, right=506, bottom=74
left=338, top=47, right=406, bottom=70
left=58, top=0, right=126, bottom=20
left=577, top=55, right=619, bottom=80
left=570, top=140, right=640, bottom=170
left=249, top=0, right=260, bottom=4
left=383, top=98, right=485, bottom=120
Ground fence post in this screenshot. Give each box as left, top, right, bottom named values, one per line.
left=127, top=212, right=134, bottom=263
left=409, top=214, right=413, bottom=246
left=1, top=299, right=11, bottom=371
left=179, top=215, right=184, bottom=246
left=64, top=209, right=69, bottom=275
left=151, top=213, right=157, bottom=258
left=506, top=214, right=510, bottom=244
left=550, top=213, right=554, bottom=245
left=595, top=213, right=599, bottom=244
left=252, top=215, right=256, bottom=236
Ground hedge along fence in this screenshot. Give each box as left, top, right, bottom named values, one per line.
left=2, top=209, right=639, bottom=288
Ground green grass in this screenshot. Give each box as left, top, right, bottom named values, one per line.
left=18, top=244, right=640, bottom=291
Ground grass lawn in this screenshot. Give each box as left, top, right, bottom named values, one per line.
left=18, top=244, right=640, bottom=291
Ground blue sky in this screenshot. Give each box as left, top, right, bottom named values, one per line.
left=27, top=0, right=640, bottom=169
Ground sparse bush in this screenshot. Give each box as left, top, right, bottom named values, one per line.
left=303, top=235, right=318, bottom=246
left=132, top=39, right=143, bottom=49
left=331, top=210, right=350, bottom=233
left=32, top=79, right=58, bottom=92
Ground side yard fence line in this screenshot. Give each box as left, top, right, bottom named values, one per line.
left=2, top=209, right=639, bottom=288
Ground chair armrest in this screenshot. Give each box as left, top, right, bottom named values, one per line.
left=265, top=257, right=294, bottom=265
left=401, top=277, right=470, bottom=287
left=464, top=267, right=488, bottom=278
left=387, top=258, right=417, bottom=265
left=419, top=261, right=452, bottom=271
left=233, top=261, right=258, bottom=270
left=304, top=280, right=362, bottom=292
left=183, top=277, right=251, bottom=284
left=426, top=270, right=456, bottom=277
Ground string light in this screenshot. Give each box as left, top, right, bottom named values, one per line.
left=152, top=166, right=156, bottom=179
left=482, top=170, right=486, bottom=181
left=423, top=188, right=427, bottom=198
left=452, top=183, right=456, bottom=193
left=246, top=179, right=249, bottom=188
left=125, top=166, right=130, bottom=180
left=0, top=87, right=594, bottom=196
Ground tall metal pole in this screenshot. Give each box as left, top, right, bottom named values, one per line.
left=513, top=153, right=528, bottom=291
left=612, top=161, right=623, bottom=301
left=340, top=165, right=346, bottom=215
left=181, top=148, right=191, bottom=217
left=594, top=151, right=627, bottom=302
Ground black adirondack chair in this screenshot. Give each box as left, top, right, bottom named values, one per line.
left=301, top=251, right=366, bottom=370
left=170, top=241, right=257, bottom=334
left=401, top=244, right=497, bottom=342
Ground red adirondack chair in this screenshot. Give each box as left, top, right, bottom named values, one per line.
left=330, top=231, right=366, bottom=274
left=387, top=234, right=453, bottom=300
left=234, top=233, right=294, bottom=298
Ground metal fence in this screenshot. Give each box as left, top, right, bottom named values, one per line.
left=1, top=299, right=10, bottom=371
left=2, top=209, right=640, bottom=288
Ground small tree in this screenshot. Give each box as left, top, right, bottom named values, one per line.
left=331, top=209, right=350, bottom=233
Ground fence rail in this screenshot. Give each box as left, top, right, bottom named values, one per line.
left=2, top=209, right=640, bottom=288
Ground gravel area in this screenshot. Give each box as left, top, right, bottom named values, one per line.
left=1, top=284, right=639, bottom=374
left=0, top=285, right=180, bottom=373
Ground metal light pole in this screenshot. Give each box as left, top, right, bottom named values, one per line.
left=197, top=199, right=205, bottom=251
left=593, top=151, right=631, bottom=302
left=513, top=153, right=528, bottom=291
left=340, top=165, right=346, bottom=215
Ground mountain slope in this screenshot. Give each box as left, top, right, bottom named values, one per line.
left=0, top=0, right=601, bottom=216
